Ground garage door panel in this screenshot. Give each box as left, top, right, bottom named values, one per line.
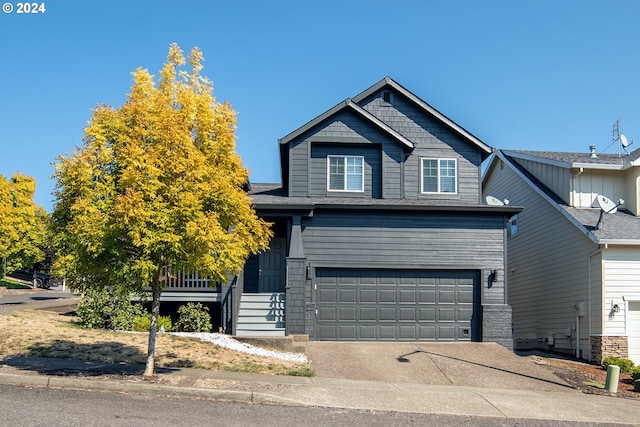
left=438, top=290, right=455, bottom=303
left=399, top=326, right=417, bottom=339
left=338, top=325, right=356, bottom=339
left=318, top=289, right=336, bottom=304
left=399, top=307, right=416, bottom=321
left=419, top=290, right=436, bottom=303
left=399, top=289, right=416, bottom=303
left=438, top=307, right=455, bottom=321
left=339, top=289, right=356, bottom=303
left=315, top=269, right=480, bottom=341
left=379, top=325, right=396, bottom=339
left=318, top=325, right=336, bottom=339
left=379, top=307, right=396, bottom=320
left=317, top=306, right=336, bottom=321
left=418, top=325, right=436, bottom=339
left=339, top=307, right=356, bottom=321
left=438, top=325, right=456, bottom=339
left=419, top=307, right=436, bottom=321
left=360, top=289, right=376, bottom=303
left=419, top=276, right=437, bottom=285
left=379, top=289, right=396, bottom=303
left=358, top=326, right=376, bottom=339
left=359, top=307, right=376, bottom=321
left=459, top=289, right=473, bottom=304
left=458, top=307, right=473, bottom=321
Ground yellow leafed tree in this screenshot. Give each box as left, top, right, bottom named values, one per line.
left=51, top=44, right=273, bottom=376
left=0, top=173, right=46, bottom=276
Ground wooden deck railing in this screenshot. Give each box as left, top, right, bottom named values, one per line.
left=160, top=267, right=220, bottom=292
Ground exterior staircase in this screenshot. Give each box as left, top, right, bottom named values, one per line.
left=235, top=292, right=286, bottom=337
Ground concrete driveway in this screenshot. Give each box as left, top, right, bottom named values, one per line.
left=304, top=342, right=572, bottom=392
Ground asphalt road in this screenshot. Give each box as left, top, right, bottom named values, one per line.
left=0, top=384, right=619, bottom=427
left=0, top=289, right=77, bottom=315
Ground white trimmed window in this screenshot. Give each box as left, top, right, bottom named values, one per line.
left=328, top=155, right=364, bottom=192
left=421, top=158, right=457, bottom=193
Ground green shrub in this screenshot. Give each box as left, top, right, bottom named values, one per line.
left=132, top=314, right=173, bottom=332
left=76, top=288, right=112, bottom=329
left=631, top=367, right=640, bottom=381
left=175, top=302, right=212, bottom=332
left=602, top=356, right=636, bottom=374
left=76, top=287, right=145, bottom=331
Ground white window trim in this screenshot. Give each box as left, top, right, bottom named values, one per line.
left=327, top=155, right=365, bottom=192
left=420, top=158, right=458, bottom=194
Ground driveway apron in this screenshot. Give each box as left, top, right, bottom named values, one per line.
left=304, top=342, right=572, bottom=392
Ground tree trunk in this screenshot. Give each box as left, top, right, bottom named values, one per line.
left=144, top=279, right=162, bottom=376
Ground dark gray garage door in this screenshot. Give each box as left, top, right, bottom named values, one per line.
left=315, top=269, right=481, bottom=341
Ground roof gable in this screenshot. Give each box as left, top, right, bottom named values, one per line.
left=279, top=77, right=492, bottom=156
left=279, top=98, right=413, bottom=149
left=486, top=149, right=640, bottom=245
left=352, top=77, right=492, bottom=156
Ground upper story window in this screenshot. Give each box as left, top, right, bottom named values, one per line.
left=328, top=155, right=364, bottom=192
left=421, top=158, right=457, bottom=193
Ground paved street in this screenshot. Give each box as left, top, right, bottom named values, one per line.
left=0, top=289, right=78, bottom=315
left=0, top=384, right=623, bottom=427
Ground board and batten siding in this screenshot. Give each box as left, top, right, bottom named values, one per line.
left=359, top=90, right=483, bottom=204
left=623, top=168, right=640, bottom=216
left=300, top=210, right=507, bottom=305
left=602, top=247, right=640, bottom=336
left=572, top=169, right=626, bottom=209
left=483, top=157, right=598, bottom=353
left=511, top=158, right=572, bottom=205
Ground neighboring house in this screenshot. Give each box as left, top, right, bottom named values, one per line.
left=482, top=148, right=640, bottom=364
left=230, top=77, right=520, bottom=346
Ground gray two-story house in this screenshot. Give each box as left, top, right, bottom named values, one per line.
left=231, top=77, right=520, bottom=347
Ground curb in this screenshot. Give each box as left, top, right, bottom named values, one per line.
left=0, top=372, right=302, bottom=407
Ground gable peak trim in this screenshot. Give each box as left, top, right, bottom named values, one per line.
left=352, top=77, right=492, bottom=155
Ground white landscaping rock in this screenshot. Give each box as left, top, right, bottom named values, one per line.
left=171, top=332, right=308, bottom=363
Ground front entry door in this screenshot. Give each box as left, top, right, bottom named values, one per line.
left=257, top=238, right=286, bottom=293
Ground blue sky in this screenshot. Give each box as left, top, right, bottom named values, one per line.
left=1, top=0, right=639, bottom=212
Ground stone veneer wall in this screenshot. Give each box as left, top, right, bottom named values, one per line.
left=285, top=258, right=307, bottom=335
left=590, top=336, right=628, bottom=364
left=482, top=304, right=513, bottom=350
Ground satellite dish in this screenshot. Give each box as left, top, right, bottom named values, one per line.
left=596, top=194, right=618, bottom=214
left=486, top=195, right=505, bottom=206
left=621, top=134, right=629, bottom=147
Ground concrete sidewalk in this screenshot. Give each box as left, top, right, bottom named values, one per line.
left=0, top=356, right=639, bottom=425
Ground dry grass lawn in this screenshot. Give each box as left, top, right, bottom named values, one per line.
left=0, top=307, right=312, bottom=377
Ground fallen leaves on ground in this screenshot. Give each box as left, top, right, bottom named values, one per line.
left=532, top=355, right=638, bottom=399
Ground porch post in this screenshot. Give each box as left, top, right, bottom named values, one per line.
left=289, top=216, right=304, bottom=258
left=286, top=215, right=306, bottom=335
